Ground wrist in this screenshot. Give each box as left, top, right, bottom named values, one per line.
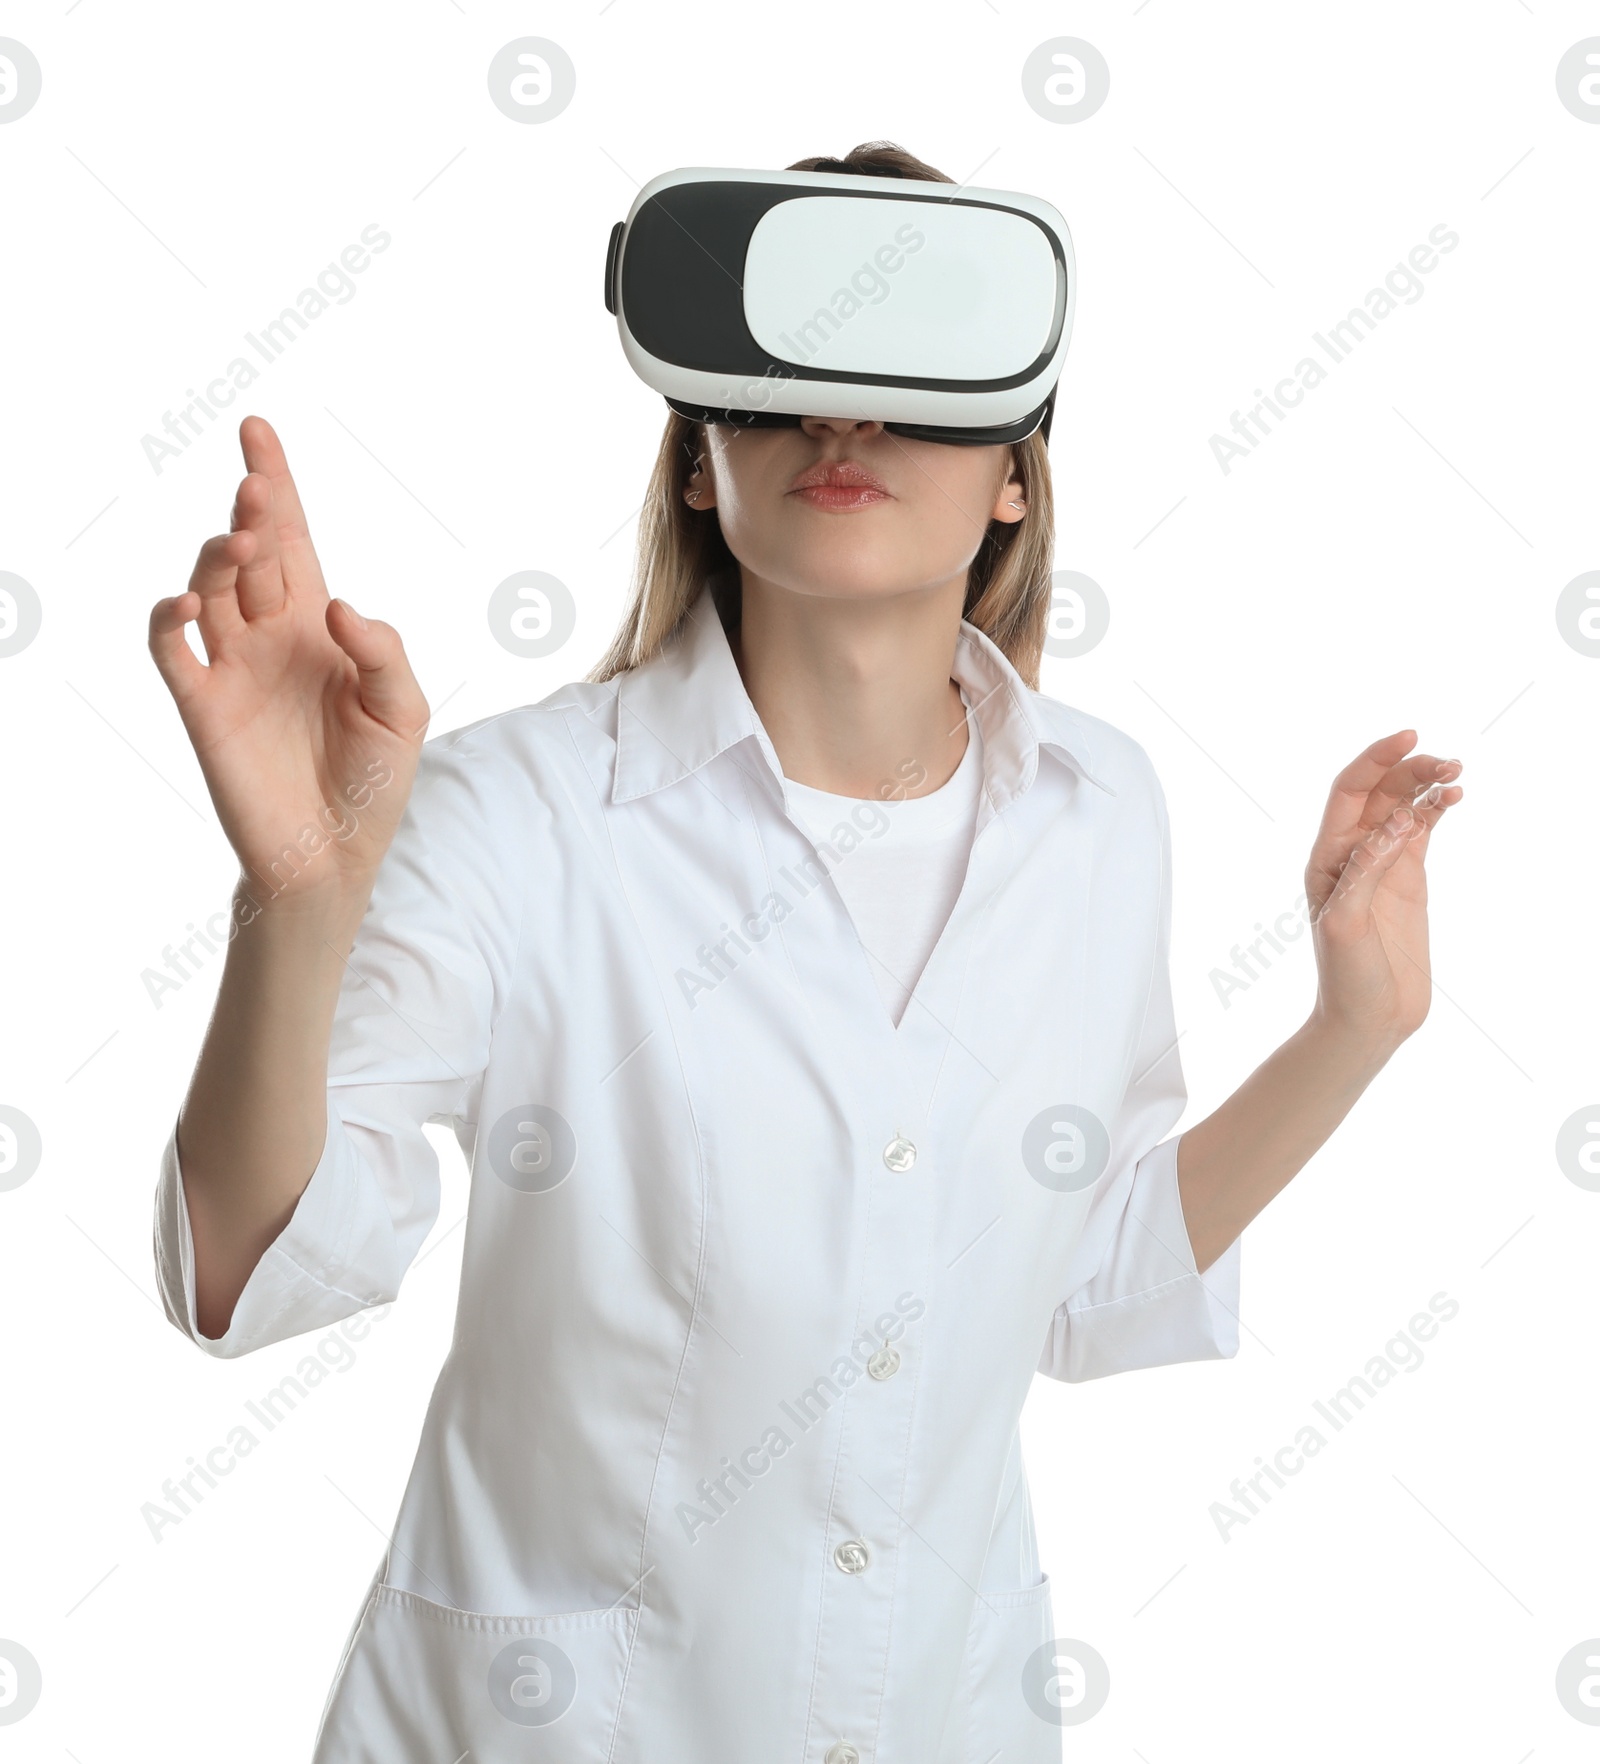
left=232, top=868, right=377, bottom=942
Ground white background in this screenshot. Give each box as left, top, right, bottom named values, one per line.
left=1, top=1, right=1596, bottom=1758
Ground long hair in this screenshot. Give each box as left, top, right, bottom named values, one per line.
left=589, top=140, right=1058, bottom=687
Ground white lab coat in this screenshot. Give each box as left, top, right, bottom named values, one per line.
left=153, top=584, right=1241, bottom=1763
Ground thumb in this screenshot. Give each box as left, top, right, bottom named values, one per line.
left=327, top=598, right=430, bottom=740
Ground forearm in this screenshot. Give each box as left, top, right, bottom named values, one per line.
left=1176, top=1009, right=1398, bottom=1274
left=177, top=875, right=375, bottom=1339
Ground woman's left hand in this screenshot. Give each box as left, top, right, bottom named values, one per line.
left=1304, top=730, right=1463, bottom=1056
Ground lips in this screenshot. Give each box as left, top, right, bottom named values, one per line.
left=788, top=459, right=890, bottom=494
left=787, top=458, right=891, bottom=511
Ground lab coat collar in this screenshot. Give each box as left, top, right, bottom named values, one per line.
left=611, top=584, right=1117, bottom=807
left=951, top=616, right=1119, bottom=806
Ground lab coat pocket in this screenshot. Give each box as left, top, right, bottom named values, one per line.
left=961, top=1571, right=1060, bottom=1764
left=313, top=1582, right=637, bottom=1763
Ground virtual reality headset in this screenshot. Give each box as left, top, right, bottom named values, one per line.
left=605, top=167, right=1074, bottom=446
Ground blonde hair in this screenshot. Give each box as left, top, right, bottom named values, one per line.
left=589, top=141, right=1059, bottom=689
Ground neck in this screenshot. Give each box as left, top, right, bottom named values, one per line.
left=730, top=571, right=971, bottom=800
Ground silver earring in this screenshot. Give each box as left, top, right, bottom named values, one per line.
left=1008, top=500, right=1025, bottom=509
left=686, top=489, right=702, bottom=504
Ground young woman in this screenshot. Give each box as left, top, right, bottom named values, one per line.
left=148, top=143, right=1462, bottom=1763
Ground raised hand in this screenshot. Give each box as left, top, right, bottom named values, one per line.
left=148, top=414, right=429, bottom=907
left=1304, top=730, right=1464, bottom=1053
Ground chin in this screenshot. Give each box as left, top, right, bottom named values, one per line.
left=745, top=532, right=933, bottom=603
left=767, top=563, right=928, bottom=604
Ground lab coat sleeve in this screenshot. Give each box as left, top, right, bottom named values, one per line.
left=153, top=724, right=526, bottom=1359
left=1036, top=765, right=1242, bottom=1383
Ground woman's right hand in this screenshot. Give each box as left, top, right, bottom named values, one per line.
left=149, top=415, right=430, bottom=908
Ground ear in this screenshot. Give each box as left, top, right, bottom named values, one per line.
left=988, top=450, right=1027, bottom=525
left=684, top=432, right=717, bottom=512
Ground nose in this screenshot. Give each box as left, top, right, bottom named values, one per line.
left=798, top=413, right=885, bottom=441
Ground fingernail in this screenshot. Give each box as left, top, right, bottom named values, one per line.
left=335, top=598, right=368, bottom=630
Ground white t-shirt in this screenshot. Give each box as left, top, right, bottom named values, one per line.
left=784, top=695, right=984, bottom=1026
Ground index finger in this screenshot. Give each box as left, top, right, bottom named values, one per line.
left=1321, top=730, right=1421, bottom=829
left=1307, top=730, right=1461, bottom=888
left=1307, top=730, right=1417, bottom=890
left=238, top=413, right=328, bottom=601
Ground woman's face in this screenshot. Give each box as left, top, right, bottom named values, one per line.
left=685, top=414, right=1028, bottom=604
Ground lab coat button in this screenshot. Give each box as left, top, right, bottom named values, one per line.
left=825, top=1747, right=861, bottom=1764
left=882, top=1135, right=917, bottom=1172
left=833, top=1537, right=871, bottom=1575
left=867, top=1345, right=900, bottom=1380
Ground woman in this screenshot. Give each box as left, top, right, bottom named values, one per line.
left=147, top=143, right=1461, bottom=1763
